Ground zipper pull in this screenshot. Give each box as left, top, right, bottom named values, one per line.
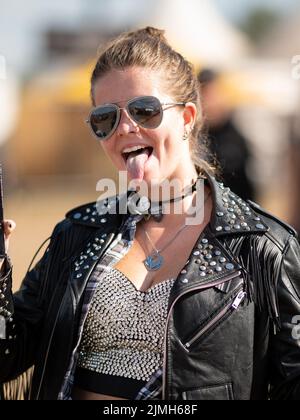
left=231, top=291, right=246, bottom=310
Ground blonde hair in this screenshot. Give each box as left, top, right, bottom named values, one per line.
left=91, top=26, right=214, bottom=175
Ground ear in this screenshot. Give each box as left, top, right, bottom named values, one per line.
left=183, top=102, right=197, bottom=132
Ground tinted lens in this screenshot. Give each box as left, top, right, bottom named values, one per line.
left=89, top=105, right=118, bottom=139
left=128, top=96, right=162, bottom=129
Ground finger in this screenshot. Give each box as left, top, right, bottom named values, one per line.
left=2, top=220, right=16, bottom=238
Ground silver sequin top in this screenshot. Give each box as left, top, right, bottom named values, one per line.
left=77, top=268, right=175, bottom=382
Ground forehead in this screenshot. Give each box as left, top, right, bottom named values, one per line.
left=93, top=67, right=170, bottom=105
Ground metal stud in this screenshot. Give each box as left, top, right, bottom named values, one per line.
left=256, top=224, right=265, bottom=230
left=101, top=218, right=107, bottom=223
left=73, top=213, right=82, bottom=219
left=225, top=263, right=234, bottom=270
left=181, top=278, right=189, bottom=284
left=216, top=226, right=223, bottom=232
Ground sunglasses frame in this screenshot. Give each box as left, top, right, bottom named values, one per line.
left=86, top=95, right=186, bottom=141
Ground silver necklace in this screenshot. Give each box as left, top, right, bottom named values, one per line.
left=142, top=191, right=210, bottom=271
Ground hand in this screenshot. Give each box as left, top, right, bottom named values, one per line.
left=0, top=220, right=16, bottom=272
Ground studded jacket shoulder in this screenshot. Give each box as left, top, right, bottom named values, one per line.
left=0, top=173, right=300, bottom=400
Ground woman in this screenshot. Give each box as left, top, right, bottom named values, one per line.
left=1, top=27, right=300, bottom=400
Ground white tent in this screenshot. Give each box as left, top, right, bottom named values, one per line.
left=140, top=0, right=250, bottom=68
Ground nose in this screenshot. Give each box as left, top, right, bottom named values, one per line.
left=116, top=108, right=139, bottom=137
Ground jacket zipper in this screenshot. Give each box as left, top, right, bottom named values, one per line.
left=162, top=270, right=242, bottom=400
left=184, top=287, right=246, bottom=349
left=35, top=232, right=116, bottom=400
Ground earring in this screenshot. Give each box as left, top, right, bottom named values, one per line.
left=183, top=130, right=189, bottom=141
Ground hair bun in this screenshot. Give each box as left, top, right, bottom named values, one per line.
left=131, top=26, right=167, bottom=43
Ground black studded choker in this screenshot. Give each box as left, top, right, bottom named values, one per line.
left=127, top=176, right=203, bottom=222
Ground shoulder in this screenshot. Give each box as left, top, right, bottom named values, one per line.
left=63, top=194, right=125, bottom=230
left=246, top=199, right=298, bottom=251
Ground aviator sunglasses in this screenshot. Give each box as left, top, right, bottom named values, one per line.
left=86, top=95, right=186, bottom=141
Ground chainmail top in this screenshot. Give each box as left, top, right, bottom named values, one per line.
left=77, top=267, right=175, bottom=382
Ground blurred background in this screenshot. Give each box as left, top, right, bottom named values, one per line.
left=1, top=0, right=300, bottom=289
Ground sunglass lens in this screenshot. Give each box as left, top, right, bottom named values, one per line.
left=90, top=105, right=118, bottom=139
left=128, top=97, right=162, bottom=129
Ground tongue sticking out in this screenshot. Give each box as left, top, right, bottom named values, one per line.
left=126, top=148, right=150, bottom=182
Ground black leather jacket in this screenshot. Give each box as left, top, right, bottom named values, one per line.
left=1, top=174, right=300, bottom=400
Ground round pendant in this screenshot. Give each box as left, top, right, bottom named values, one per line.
left=144, top=253, right=164, bottom=271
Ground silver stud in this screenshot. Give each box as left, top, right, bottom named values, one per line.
left=254, top=217, right=261, bottom=221
left=225, top=226, right=231, bottom=231
left=234, top=224, right=241, bottom=230
left=215, top=266, right=222, bottom=272
left=91, top=218, right=96, bottom=222
left=256, top=224, right=265, bottom=230
left=217, top=212, right=224, bottom=217
left=214, top=250, right=221, bottom=256
left=219, top=257, right=226, bottom=263
left=83, top=216, right=89, bottom=221
left=5, top=349, right=10, bottom=355
left=210, top=261, right=217, bottom=266
left=216, top=226, right=223, bottom=232
left=200, top=272, right=206, bottom=277
left=76, top=273, right=83, bottom=278
left=225, top=263, right=234, bottom=270
left=199, top=266, right=206, bottom=271
left=202, top=239, right=208, bottom=244
left=193, top=251, right=200, bottom=256
left=181, top=278, right=189, bottom=284
left=83, top=265, right=90, bottom=270
left=73, top=213, right=82, bottom=220
left=86, top=208, right=91, bottom=213
left=101, top=218, right=107, bottom=223
left=181, top=269, right=187, bottom=274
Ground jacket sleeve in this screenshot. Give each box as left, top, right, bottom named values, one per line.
left=269, top=235, right=300, bottom=399
left=0, top=223, right=63, bottom=384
